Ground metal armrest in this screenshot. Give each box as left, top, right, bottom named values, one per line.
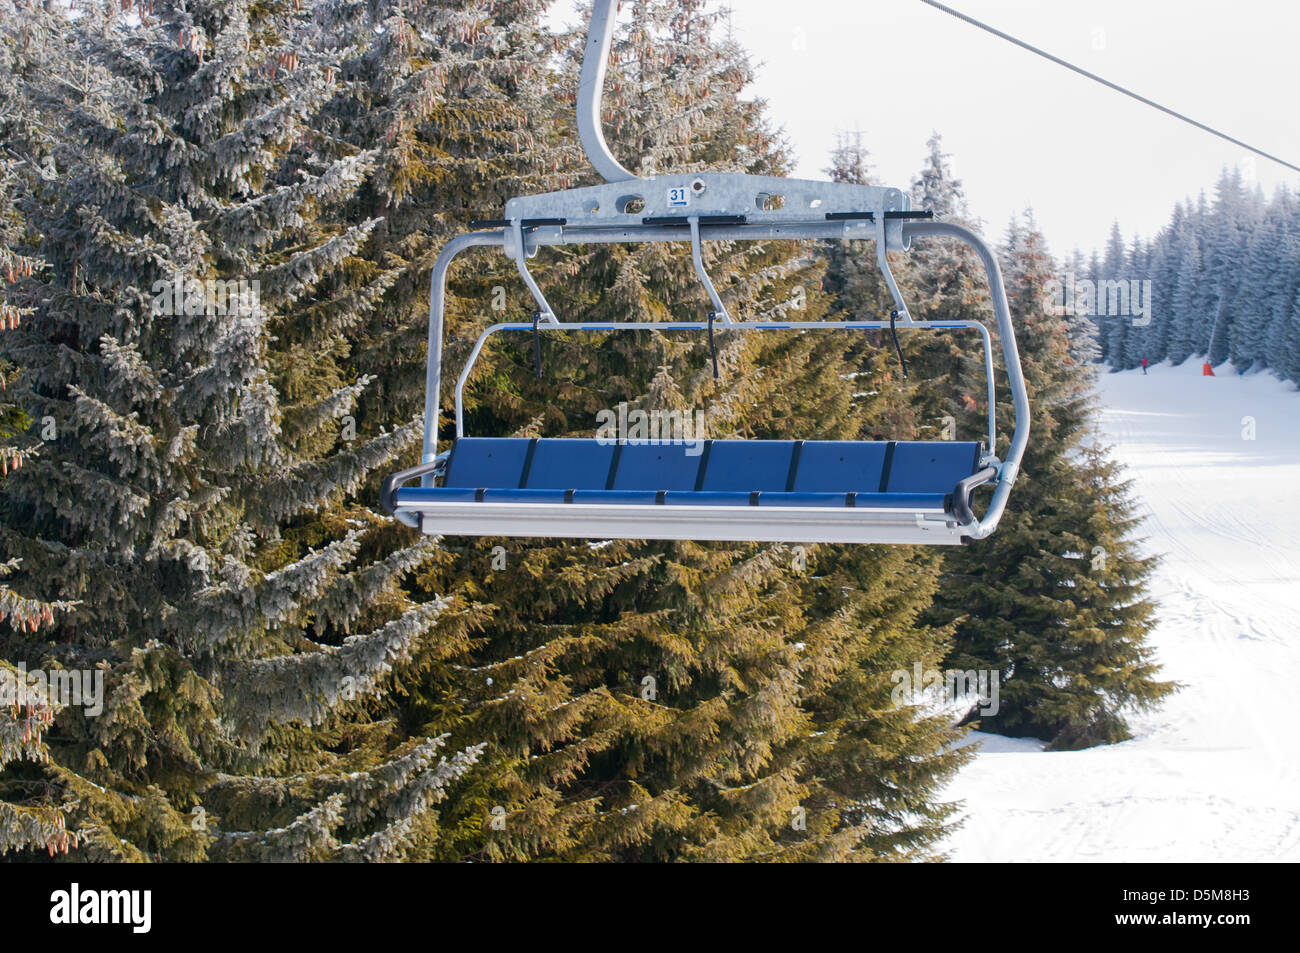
left=381, top=455, right=447, bottom=515
left=950, top=465, right=999, bottom=526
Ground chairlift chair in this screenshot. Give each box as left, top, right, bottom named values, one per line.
left=382, top=0, right=1030, bottom=545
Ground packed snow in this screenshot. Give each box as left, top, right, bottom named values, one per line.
left=942, top=359, right=1300, bottom=862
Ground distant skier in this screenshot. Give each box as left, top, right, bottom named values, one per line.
left=1141, top=357, right=1149, bottom=375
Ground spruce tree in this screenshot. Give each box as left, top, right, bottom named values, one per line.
left=1230, top=213, right=1279, bottom=369
left=1, top=0, right=90, bottom=857
left=0, top=0, right=479, bottom=860
left=925, top=213, right=1174, bottom=748
left=1100, top=221, right=1127, bottom=366
left=1204, top=169, right=1253, bottom=367
left=1118, top=234, right=1150, bottom=369
left=895, top=134, right=990, bottom=440
left=1094, top=172, right=1300, bottom=383
left=310, top=0, right=565, bottom=428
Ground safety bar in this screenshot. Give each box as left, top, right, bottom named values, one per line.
left=450, top=318, right=997, bottom=453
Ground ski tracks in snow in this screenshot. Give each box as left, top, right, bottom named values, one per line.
left=941, top=362, right=1300, bottom=862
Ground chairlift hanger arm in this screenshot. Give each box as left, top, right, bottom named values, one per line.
left=577, top=0, right=637, bottom=184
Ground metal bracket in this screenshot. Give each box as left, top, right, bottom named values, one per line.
left=689, top=216, right=731, bottom=325
left=504, top=173, right=913, bottom=240
left=876, top=213, right=912, bottom=324
left=510, top=218, right=558, bottom=324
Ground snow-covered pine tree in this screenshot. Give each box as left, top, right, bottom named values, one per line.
left=895, top=134, right=992, bottom=440
left=1098, top=173, right=1300, bottom=385
left=925, top=213, right=1173, bottom=748
left=1100, top=221, right=1127, bottom=366
left=1277, top=285, right=1300, bottom=384
left=1060, top=246, right=1101, bottom=365
left=1257, top=190, right=1300, bottom=383
left=1117, top=234, right=1150, bottom=369
left=1167, top=239, right=1208, bottom=366
left=1230, top=209, right=1281, bottom=369
left=0, top=0, right=91, bottom=858
left=1203, top=168, right=1255, bottom=367
left=276, top=0, right=574, bottom=860
left=1146, top=202, right=1192, bottom=364
left=310, top=0, right=566, bottom=429
left=0, top=0, right=478, bottom=860
left=1175, top=193, right=1221, bottom=364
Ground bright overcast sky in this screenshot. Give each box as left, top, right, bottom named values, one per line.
left=548, top=0, right=1300, bottom=257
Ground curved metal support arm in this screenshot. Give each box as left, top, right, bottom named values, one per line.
left=690, top=216, right=731, bottom=323
left=511, top=220, right=558, bottom=323
left=876, top=214, right=912, bottom=323
left=902, top=221, right=1030, bottom=538
left=423, top=231, right=505, bottom=476
left=950, top=465, right=998, bottom=526
left=577, top=0, right=637, bottom=183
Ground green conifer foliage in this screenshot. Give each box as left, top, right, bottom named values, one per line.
left=311, top=0, right=566, bottom=428
left=925, top=213, right=1174, bottom=748
left=1, top=0, right=89, bottom=857
left=0, top=0, right=478, bottom=859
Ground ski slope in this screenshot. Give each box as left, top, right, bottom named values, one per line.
left=942, top=360, right=1300, bottom=863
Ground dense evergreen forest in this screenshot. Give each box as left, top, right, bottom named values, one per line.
left=1, top=0, right=1170, bottom=861
left=1080, top=169, right=1300, bottom=383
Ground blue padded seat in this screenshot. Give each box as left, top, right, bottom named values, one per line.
left=792, top=441, right=889, bottom=493
left=701, top=440, right=795, bottom=492
left=885, top=441, right=981, bottom=494
left=611, top=442, right=703, bottom=491
left=398, top=437, right=984, bottom=514
left=525, top=438, right=616, bottom=489
left=445, top=437, right=531, bottom=488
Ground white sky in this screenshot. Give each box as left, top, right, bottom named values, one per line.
left=548, top=0, right=1300, bottom=257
